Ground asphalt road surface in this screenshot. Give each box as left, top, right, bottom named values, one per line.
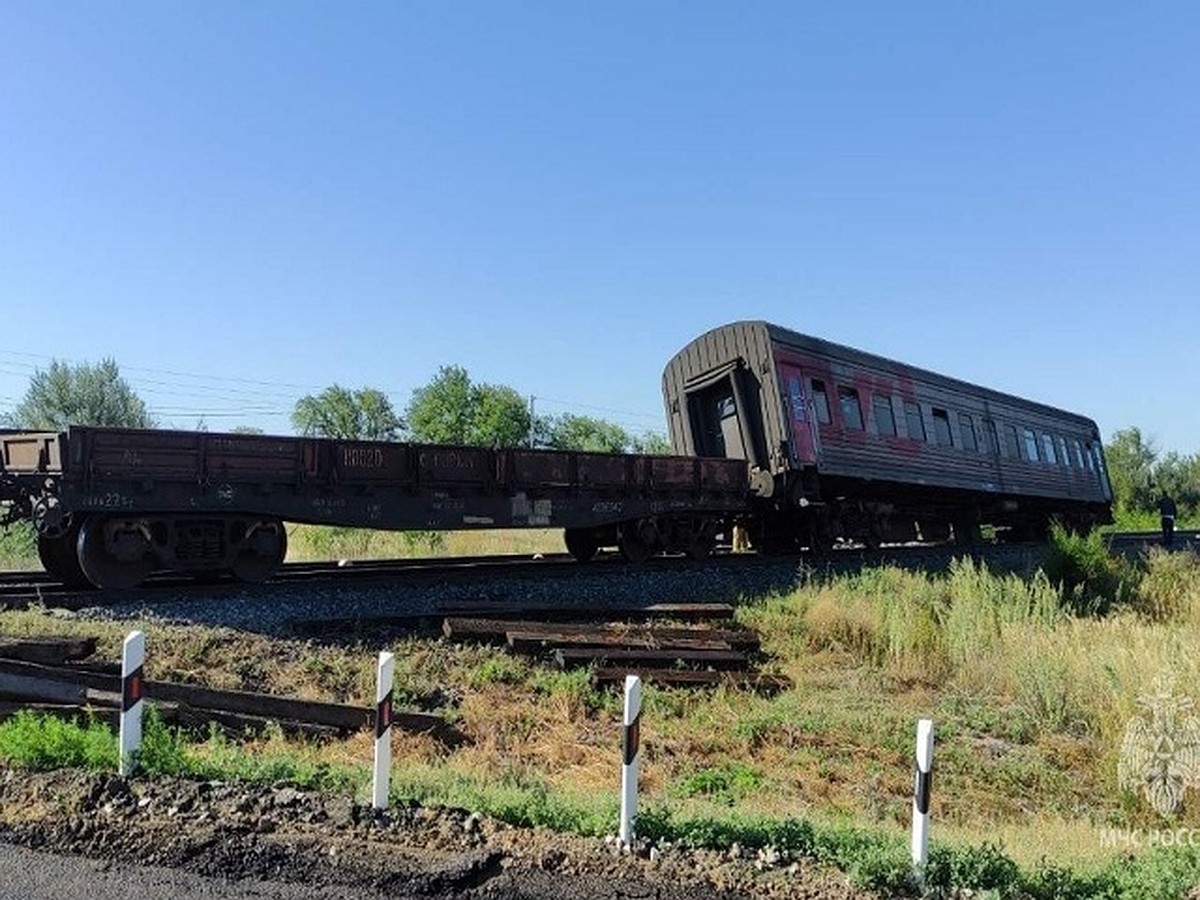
left=0, top=841, right=376, bottom=900
left=0, top=841, right=733, bottom=900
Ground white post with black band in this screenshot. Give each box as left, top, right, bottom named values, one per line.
left=911, top=718, right=934, bottom=880
left=119, top=630, right=146, bottom=777
left=372, top=651, right=396, bottom=810
left=619, top=674, right=642, bottom=846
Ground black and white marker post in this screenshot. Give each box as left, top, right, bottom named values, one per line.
left=911, top=718, right=934, bottom=881
left=619, top=674, right=643, bottom=846
left=372, top=650, right=395, bottom=810
left=119, top=630, right=146, bottom=777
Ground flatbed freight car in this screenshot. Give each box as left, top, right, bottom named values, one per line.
left=662, top=320, right=1114, bottom=549
left=0, top=427, right=748, bottom=589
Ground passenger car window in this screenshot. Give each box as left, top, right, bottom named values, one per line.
left=1022, top=428, right=1040, bottom=461
left=838, top=386, right=864, bottom=430
left=1059, top=436, right=1071, bottom=468
left=873, top=394, right=897, bottom=436
left=1041, top=433, right=1057, bottom=464
left=787, top=376, right=806, bottom=422
left=958, top=414, right=978, bottom=452
left=932, top=408, right=953, bottom=447
left=1005, top=424, right=1021, bottom=459
left=811, top=380, right=831, bottom=424
left=904, top=401, right=926, bottom=442
left=1075, top=439, right=1088, bottom=470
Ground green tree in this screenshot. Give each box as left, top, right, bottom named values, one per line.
left=406, top=365, right=531, bottom=447
left=1153, top=451, right=1200, bottom=517
left=470, top=384, right=531, bottom=448
left=1104, top=427, right=1157, bottom=516
left=10, top=359, right=153, bottom=429
left=632, top=430, right=672, bottom=455
left=291, top=386, right=403, bottom=441
left=545, top=414, right=631, bottom=453
left=406, top=366, right=472, bottom=444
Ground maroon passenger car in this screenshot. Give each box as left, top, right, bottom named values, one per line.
left=662, top=321, right=1112, bottom=549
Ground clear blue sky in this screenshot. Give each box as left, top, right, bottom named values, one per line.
left=2, top=2, right=1198, bottom=452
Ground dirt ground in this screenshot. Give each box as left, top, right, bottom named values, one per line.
left=0, top=766, right=878, bottom=899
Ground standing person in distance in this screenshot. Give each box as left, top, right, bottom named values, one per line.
left=1158, top=491, right=1178, bottom=548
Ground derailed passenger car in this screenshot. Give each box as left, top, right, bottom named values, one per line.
left=0, top=427, right=747, bottom=588
left=662, top=320, right=1112, bottom=549
left=1, top=320, right=1115, bottom=587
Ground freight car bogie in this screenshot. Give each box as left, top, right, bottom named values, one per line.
left=617, top=519, right=657, bottom=563
left=564, top=515, right=723, bottom=563
left=622, top=515, right=721, bottom=562
left=66, top=513, right=289, bottom=589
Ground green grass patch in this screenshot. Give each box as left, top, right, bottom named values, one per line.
left=3, top=708, right=1200, bottom=897
left=0, top=521, right=37, bottom=570
left=4, top=536, right=1200, bottom=897
left=0, top=710, right=117, bottom=770
left=1043, top=523, right=1139, bottom=615
left=672, top=761, right=764, bottom=804
left=0, top=708, right=361, bottom=794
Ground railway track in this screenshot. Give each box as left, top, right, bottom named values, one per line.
left=0, top=552, right=594, bottom=610
left=0, top=530, right=1193, bottom=693
left=0, top=528, right=1190, bottom=613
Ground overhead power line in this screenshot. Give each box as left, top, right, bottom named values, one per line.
left=0, top=347, right=670, bottom=434
left=0, top=348, right=330, bottom=394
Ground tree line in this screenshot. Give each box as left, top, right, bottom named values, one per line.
left=1105, top=427, right=1200, bottom=526
left=4, top=358, right=1198, bottom=526
left=0, top=359, right=670, bottom=454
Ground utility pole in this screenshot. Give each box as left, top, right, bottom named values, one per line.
left=528, top=395, right=536, bottom=448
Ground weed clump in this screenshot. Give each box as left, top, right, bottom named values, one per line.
left=672, top=761, right=764, bottom=805
left=1134, top=547, right=1200, bottom=623
left=1042, top=523, right=1137, bottom=614
left=0, top=710, right=116, bottom=770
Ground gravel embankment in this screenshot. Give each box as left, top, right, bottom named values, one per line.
left=69, top=546, right=1044, bottom=635
left=0, top=767, right=873, bottom=899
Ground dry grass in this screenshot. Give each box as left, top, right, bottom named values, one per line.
left=285, top=524, right=565, bottom=562
left=3, top=546, right=1200, bottom=876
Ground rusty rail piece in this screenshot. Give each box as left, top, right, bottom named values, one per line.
left=590, top=668, right=792, bottom=694
left=0, top=635, right=454, bottom=742
left=287, top=602, right=738, bottom=639
left=440, top=614, right=789, bottom=693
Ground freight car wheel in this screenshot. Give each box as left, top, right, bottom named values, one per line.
left=76, top=517, right=157, bottom=590
left=36, top=524, right=92, bottom=589
left=683, top=519, right=716, bottom=561
left=230, top=519, right=287, bottom=583
left=686, top=533, right=715, bottom=561
left=563, top=528, right=599, bottom=563
left=617, top=520, right=655, bottom=564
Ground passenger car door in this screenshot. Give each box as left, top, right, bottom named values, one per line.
left=778, top=364, right=819, bottom=465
